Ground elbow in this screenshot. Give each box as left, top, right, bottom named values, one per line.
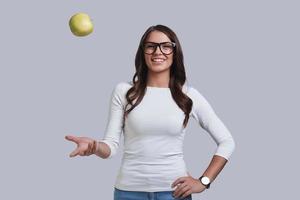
left=227, top=137, right=236, bottom=154
left=215, top=137, right=236, bottom=160
left=228, top=138, right=236, bottom=159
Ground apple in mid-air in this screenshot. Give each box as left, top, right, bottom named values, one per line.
left=69, top=13, right=94, bottom=37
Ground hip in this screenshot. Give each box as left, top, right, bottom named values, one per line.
left=114, top=187, right=192, bottom=200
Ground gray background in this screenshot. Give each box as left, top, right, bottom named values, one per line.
left=0, top=0, right=299, bottom=199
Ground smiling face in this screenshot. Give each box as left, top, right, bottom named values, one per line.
left=143, top=31, right=174, bottom=74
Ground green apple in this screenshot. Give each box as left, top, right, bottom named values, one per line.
left=69, top=13, right=94, bottom=37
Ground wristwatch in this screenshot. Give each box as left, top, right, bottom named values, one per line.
left=198, top=175, right=211, bottom=189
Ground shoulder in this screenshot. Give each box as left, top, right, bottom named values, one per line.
left=112, top=81, right=132, bottom=99
left=184, top=83, right=202, bottom=98
left=184, top=84, right=211, bottom=107
left=114, top=81, right=132, bottom=92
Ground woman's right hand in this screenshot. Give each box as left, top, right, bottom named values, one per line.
left=65, top=135, right=97, bottom=157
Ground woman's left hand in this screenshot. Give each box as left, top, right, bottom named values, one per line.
left=171, top=173, right=206, bottom=199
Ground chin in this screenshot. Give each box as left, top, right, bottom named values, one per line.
left=149, top=66, right=170, bottom=73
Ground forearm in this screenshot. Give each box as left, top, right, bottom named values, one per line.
left=94, top=141, right=111, bottom=159
left=201, top=155, right=228, bottom=183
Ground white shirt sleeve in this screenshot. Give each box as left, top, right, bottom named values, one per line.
left=100, top=82, right=126, bottom=159
left=188, top=87, right=236, bottom=160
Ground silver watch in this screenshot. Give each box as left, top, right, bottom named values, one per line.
left=198, top=175, right=211, bottom=189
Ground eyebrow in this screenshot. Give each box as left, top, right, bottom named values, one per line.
left=144, top=41, right=172, bottom=43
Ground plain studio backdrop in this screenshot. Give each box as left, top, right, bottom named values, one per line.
left=0, top=0, right=299, bottom=199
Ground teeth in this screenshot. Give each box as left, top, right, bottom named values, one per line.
left=152, top=58, right=165, bottom=62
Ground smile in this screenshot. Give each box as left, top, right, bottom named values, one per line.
left=151, top=58, right=166, bottom=63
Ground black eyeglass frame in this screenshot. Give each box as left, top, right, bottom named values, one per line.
left=142, top=42, right=176, bottom=55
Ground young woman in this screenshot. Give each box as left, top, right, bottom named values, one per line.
left=65, top=24, right=235, bottom=200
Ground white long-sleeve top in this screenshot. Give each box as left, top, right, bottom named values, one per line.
left=100, top=81, right=235, bottom=192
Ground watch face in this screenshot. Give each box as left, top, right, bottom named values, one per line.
left=201, top=176, right=210, bottom=185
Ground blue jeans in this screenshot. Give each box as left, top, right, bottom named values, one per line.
left=114, top=187, right=192, bottom=200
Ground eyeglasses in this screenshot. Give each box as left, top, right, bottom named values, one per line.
left=142, top=42, right=176, bottom=55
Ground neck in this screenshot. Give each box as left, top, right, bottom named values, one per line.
left=147, top=69, right=170, bottom=87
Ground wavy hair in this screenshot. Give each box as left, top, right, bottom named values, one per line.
left=122, top=24, right=193, bottom=129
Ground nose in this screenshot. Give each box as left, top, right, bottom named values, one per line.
left=153, top=45, right=163, bottom=55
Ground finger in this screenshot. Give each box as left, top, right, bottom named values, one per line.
left=171, top=177, right=186, bottom=188
left=81, top=143, right=91, bottom=156
left=176, top=182, right=188, bottom=191
left=173, top=182, right=188, bottom=196
left=174, top=184, right=190, bottom=198
left=65, top=135, right=79, bottom=144
left=86, top=142, right=93, bottom=155
left=83, top=149, right=91, bottom=156
left=180, top=189, right=192, bottom=199
left=69, top=148, right=80, bottom=157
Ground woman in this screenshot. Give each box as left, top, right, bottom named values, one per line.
left=65, top=24, right=235, bottom=200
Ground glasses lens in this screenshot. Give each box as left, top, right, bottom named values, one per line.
left=160, top=42, right=174, bottom=54
left=144, top=43, right=156, bottom=54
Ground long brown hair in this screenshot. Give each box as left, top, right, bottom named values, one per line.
left=122, top=24, right=193, bottom=129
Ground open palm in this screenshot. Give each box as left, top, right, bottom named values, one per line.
left=65, top=135, right=96, bottom=157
